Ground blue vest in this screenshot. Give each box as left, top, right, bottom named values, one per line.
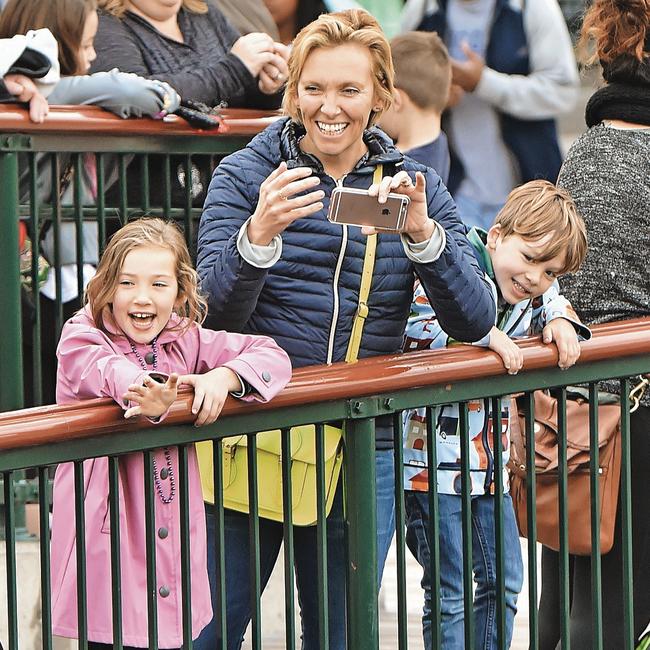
left=419, top=0, right=563, bottom=194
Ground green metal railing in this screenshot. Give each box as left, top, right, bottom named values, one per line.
left=1, top=320, right=649, bottom=649
left=2, top=106, right=650, bottom=649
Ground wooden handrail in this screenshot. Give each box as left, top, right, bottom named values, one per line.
left=1, top=317, right=649, bottom=451
left=0, top=104, right=282, bottom=136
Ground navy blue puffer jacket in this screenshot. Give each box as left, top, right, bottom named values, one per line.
left=198, top=117, right=494, bottom=377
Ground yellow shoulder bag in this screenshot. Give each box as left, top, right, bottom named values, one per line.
left=196, top=165, right=382, bottom=526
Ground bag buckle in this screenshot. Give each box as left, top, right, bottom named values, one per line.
left=630, top=376, right=649, bottom=413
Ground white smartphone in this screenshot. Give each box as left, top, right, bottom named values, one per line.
left=327, top=187, right=410, bottom=232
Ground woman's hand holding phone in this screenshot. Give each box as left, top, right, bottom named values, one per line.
left=366, top=171, right=433, bottom=243
left=247, top=162, right=325, bottom=245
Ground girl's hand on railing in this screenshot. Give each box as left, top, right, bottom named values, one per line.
left=542, top=318, right=581, bottom=369
left=123, top=373, right=179, bottom=419
left=488, top=327, right=524, bottom=375
left=178, top=367, right=241, bottom=427
left=4, top=74, right=49, bottom=123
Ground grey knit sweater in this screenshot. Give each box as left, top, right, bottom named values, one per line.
left=558, top=123, right=650, bottom=401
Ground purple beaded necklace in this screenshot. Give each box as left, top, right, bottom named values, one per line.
left=129, top=337, right=175, bottom=505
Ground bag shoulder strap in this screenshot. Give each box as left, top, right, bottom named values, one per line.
left=344, top=164, right=381, bottom=363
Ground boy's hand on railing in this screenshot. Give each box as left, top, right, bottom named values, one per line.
left=123, top=373, right=179, bottom=419
left=543, top=318, right=581, bottom=369
left=177, top=367, right=241, bottom=427
left=488, top=327, right=523, bottom=375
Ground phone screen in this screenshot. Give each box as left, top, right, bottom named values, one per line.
left=327, top=187, right=410, bottom=232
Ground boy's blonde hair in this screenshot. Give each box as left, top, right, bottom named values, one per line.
left=390, top=31, right=451, bottom=114
left=282, top=9, right=394, bottom=127
left=85, top=218, right=207, bottom=334
left=494, top=180, right=587, bottom=274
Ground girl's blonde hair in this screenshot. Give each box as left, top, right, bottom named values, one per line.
left=282, top=9, right=394, bottom=127
left=494, top=180, right=588, bottom=275
left=85, top=218, right=207, bottom=334
left=98, top=0, right=207, bottom=18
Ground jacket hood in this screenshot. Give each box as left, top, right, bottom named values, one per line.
left=245, top=116, right=405, bottom=175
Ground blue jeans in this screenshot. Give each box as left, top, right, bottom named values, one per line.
left=405, top=492, right=524, bottom=650
left=454, top=195, right=504, bottom=232
left=195, top=450, right=395, bottom=650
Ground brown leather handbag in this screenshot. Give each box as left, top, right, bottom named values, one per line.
left=508, top=390, right=621, bottom=555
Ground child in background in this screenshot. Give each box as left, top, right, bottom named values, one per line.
left=0, top=0, right=182, bottom=405
left=402, top=180, right=589, bottom=649
left=50, top=218, right=291, bottom=649
left=379, top=30, right=451, bottom=184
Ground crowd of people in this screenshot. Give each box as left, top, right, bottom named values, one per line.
left=1, top=0, right=649, bottom=649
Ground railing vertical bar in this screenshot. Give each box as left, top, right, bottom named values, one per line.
left=118, top=154, right=128, bottom=224
left=95, top=153, right=106, bottom=257
left=4, top=471, right=18, bottom=650
left=491, top=396, right=506, bottom=648
left=524, top=390, right=538, bottom=649
left=425, top=405, right=441, bottom=650
left=108, top=455, right=123, bottom=650
left=178, top=444, right=193, bottom=648
left=280, top=427, right=296, bottom=650
left=73, top=153, right=85, bottom=298
left=619, top=377, right=634, bottom=649
left=28, top=153, right=43, bottom=405
left=211, top=440, right=228, bottom=650
left=143, top=451, right=159, bottom=649
left=74, top=460, right=88, bottom=649
left=557, top=388, right=570, bottom=649
left=345, top=416, right=378, bottom=650
left=183, top=155, right=193, bottom=247
left=393, top=412, right=408, bottom=650
left=588, top=383, right=603, bottom=649
left=140, top=155, right=150, bottom=213
left=51, top=154, right=64, bottom=338
left=39, top=467, right=53, bottom=650
left=315, top=423, right=330, bottom=650
left=459, top=401, right=474, bottom=649
left=162, top=155, right=172, bottom=219
left=247, top=434, right=262, bottom=650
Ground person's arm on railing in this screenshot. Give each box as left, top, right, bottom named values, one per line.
left=48, top=71, right=180, bottom=118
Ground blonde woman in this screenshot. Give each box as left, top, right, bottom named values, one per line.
left=196, top=9, right=495, bottom=649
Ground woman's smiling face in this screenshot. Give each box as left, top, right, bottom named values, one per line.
left=296, top=43, right=382, bottom=178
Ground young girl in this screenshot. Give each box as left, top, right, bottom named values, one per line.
left=50, top=218, right=292, bottom=649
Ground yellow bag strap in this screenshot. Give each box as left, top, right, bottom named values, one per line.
left=344, top=164, right=381, bottom=364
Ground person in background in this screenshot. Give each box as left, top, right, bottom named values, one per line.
left=92, top=0, right=288, bottom=108
left=403, top=180, right=589, bottom=649
left=539, top=0, right=650, bottom=646
left=400, top=0, right=579, bottom=231
left=212, top=0, right=280, bottom=40
left=51, top=218, right=291, bottom=649
left=195, top=9, right=495, bottom=649
left=0, top=0, right=181, bottom=406
left=262, top=0, right=327, bottom=45
left=379, top=30, right=451, bottom=184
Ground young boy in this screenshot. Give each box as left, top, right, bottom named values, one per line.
left=402, top=180, right=589, bottom=649
left=379, top=30, right=451, bottom=183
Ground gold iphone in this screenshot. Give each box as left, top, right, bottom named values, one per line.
left=327, top=187, right=410, bottom=232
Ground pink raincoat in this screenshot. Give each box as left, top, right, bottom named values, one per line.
left=51, top=309, right=291, bottom=647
